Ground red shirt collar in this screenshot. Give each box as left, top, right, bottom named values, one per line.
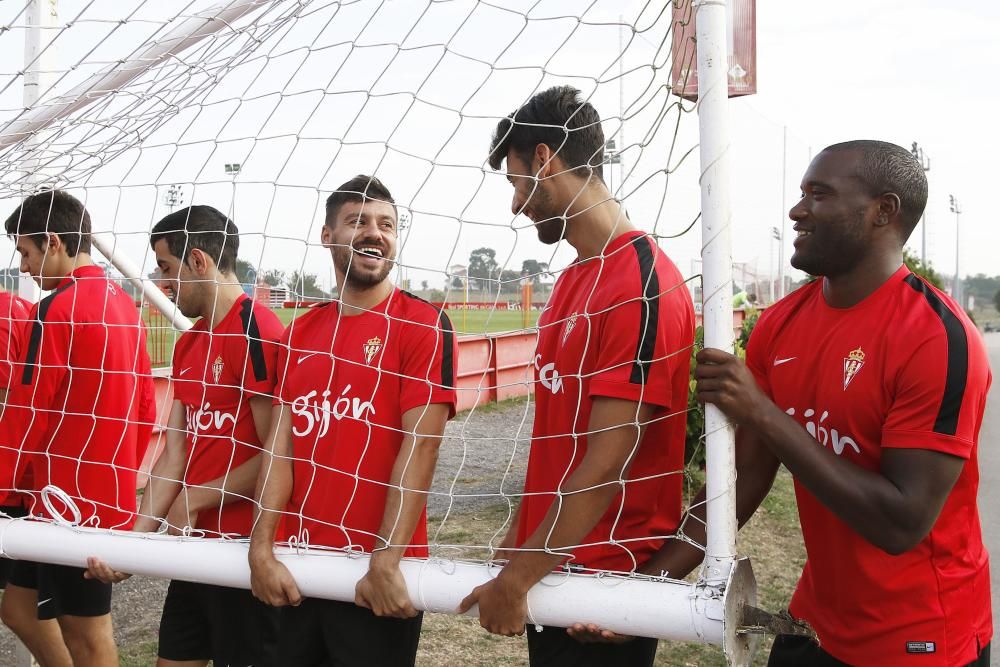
left=54, top=264, right=106, bottom=291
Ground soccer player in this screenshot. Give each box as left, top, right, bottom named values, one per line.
left=574, top=141, right=992, bottom=666
left=86, top=205, right=284, bottom=666
left=249, top=175, right=457, bottom=665
left=458, top=86, right=695, bottom=665
left=0, top=190, right=155, bottom=667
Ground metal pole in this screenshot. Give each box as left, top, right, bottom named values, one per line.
left=694, top=0, right=737, bottom=579
left=949, top=195, right=961, bottom=306
left=778, top=125, right=786, bottom=299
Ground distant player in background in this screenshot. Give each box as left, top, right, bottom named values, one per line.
left=249, top=175, right=457, bottom=666
left=459, top=86, right=695, bottom=666
left=0, top=190, right=155, bottom=667
left=86, top=205, right=284, bottom=666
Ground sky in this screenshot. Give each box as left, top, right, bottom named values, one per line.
left=0, top=0, right=995, bottom=303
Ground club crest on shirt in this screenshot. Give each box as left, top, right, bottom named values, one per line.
left=364, top=336, right=382, bottom=365
left=843, top=346, right=865, bottom=389
left=211, top=355, right=224, bottom=383
left=562, top=312, right=579, bottom=344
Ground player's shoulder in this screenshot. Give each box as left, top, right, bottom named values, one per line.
left=239, top=296, right=284, bottom=335
left=595, top=231, right=685, bottom=294
left=393, top=290, right=452, bottom=329
left=281, top=300, right=334, bottom=339
left=893, top=272, right=985, bottom=355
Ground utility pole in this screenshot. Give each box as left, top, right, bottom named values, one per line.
left=771, top=226, right=782, bottom=303
left=163, top=184, right=185, bottom=213
left=910, top=142, right=930, bottom=266
left=949, top=195, right=961, bottom=307
left=778, top=125, right=787, bottom=299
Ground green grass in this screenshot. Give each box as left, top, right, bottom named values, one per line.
left=143, top=306, right=541, bottom=366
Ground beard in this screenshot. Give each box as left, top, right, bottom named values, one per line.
left=526, top=186, right=567, bottom=245
left=790, top=208, right=870, bottom=278
left=332, top=244, right=393, bottom=289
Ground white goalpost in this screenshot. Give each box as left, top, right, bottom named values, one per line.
left=0, top=0, right=757, bottom=662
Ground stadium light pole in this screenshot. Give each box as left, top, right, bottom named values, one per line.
left=910, top=143, right=930, bottom=266
left=778, top=125, right=787, bottom=299
left=949, top=195, right=961, bottom=306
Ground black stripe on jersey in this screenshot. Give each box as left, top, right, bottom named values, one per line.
left=904, top=273, right=968, bottom=435
left=628, top=235, right=660, bottom=385
left=401, top=290, right=455, bottom=389
left=239, top=298, right=268, bottom=382
left=21, top=283, right=74, bottom=385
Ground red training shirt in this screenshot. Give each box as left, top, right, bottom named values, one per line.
left=746, top=266, right=992, bottom=666
left=517, top=230, right=695, bottom=573
left=2, top=265, right=156, bottom=529
left=0, top=290, right=31, bottom=507
left=274, top=289, right=457, bottom=557
left=171, top=294, right=282, bottom=537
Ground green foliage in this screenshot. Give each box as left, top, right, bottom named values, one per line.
left=994, top=288, right=1000, bottom=314
left=903, top=247, right=943, bottom=289
left=685, top=309, right=759, bottom=468
left=234, top=258, right=256, bottom=284
left=468, top=247, right=499, bottom=291
left=260, top=268, right=286, bottom=287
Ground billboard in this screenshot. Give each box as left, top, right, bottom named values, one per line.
left=671, top=0, right=757, bottom=101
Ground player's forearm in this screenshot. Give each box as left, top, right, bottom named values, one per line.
left=250, top=407, right=293, bottom=559
left=136, top=439, right=187, bottom=529
left=184, top=453, right=262, bottom=512
left=371, top=435, right=441, bottom=570
left=751, top=402, right=929, bottom=553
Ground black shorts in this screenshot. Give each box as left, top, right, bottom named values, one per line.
left=5, top=560, right=111, bottom=620
left=158, top=580, right=281, bottom=667
left=278, top=597, right=423, bottom=666
left=768, top=635, right=992, bottom=667
left=526, top=624, right=657, bottom=667
left=0, top=502, right=30, bottom=590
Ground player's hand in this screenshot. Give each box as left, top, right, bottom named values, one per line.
left=458, top=576, right=527, bottom=637
left=249, top=552, right=302, bottom=607
left=83, top=556, right=132, bottom=584
left=165, top=495, right=201, bottom=536
left=695, top=347, right=770, bottom=427
left=566, top=622, right=635, bottom=644
left=355, top=563, right=417, bottom=618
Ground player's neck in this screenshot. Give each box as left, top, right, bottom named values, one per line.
left=202, top=276, right=245, bottom=329
left=564, top=188, right=634, bottom=261
left=56, top=251, right=96, bottom=278
left=337, top=278, right=394, bottom=317
left=821, top=252, right=903, bottom=308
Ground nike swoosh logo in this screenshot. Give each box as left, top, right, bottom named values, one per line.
left=179, top=367, right=192, bottom=376
left=38, top=597, right=53, bottom=607
left=297, top=353, right=319, bottom=365
left=773, top=357, right=797, bottom=366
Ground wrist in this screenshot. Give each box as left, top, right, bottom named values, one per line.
left=496, top=558, right=534, bottom=596
left=369, top=546, right=403, bottom=573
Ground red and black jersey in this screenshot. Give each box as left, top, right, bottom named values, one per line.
left=0, top=290, right=30, bottom=392
left=516, top=230, right=696, bottom=573
left=1, top=265, right=156, bottom=529
left=171, top=294, right=282, bottom=537
left=274, top=289, right=457, bottom=556
left=746, top=265, right=992, bottom=666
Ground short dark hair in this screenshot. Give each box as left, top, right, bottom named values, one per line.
left=150, top=205, right=239, bottom=273
left=325, top=175, right=396, bottom=225
left=4, top=190, right=92, bottom=256
left=822, top=140, right=928, bottom=239
left=488, top=85, right=606, bottom=182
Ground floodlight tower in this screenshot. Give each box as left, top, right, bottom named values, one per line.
left=949, top=195, right=961, bottom=306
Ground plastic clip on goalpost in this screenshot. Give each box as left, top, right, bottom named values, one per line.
left=0, top=0, right=755, bottom=660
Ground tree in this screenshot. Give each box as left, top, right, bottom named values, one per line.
left=903, top=248, right=943, bottom=290
left=234, top=258, right=256, bottom=285
left=420, top=280, right=429, bottom=292
left=468, top=247, right=499, bottom=292
left=520, top=259, right=549, bottom=285
left=498, top=269, right=522, bottom=294
left=994, top=288, right=1000, bottom=314
left=288, top=271, right=327, bottom=299
left=260, top=269, right=286, bottom=287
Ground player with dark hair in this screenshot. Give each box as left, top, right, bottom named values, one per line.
left=249, top=175, right=458, bottom=665
left=0, top=190, right=155, bottom=667
left=460, top=86, right=695, bottom=666
left=572, top=140, right=992, bottom=666
left=86, top=205, right=284, bottom=666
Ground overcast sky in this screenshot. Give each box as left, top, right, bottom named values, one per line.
left=0, top=0, right=995, bottom=301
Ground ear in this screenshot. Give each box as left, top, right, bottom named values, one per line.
left=45, top=232, right=62, bottom=253
left=874, top=192, right=901, bottom=227
left=321, top=223, right=333, bottom=247
left=532, top=143, right=556, bottom=179
left=186, top=247, right=213, bottom=275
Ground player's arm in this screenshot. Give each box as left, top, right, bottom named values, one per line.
left=355, top=402, right=449, bottom=618
left=459, top=396, right=653, bottom=636
left=165, top=395, right=272, bottom=531
left=695, top=347, right=965, bottom=555
left=248, top=403, right=301, bottom=607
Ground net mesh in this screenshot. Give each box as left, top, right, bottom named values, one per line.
left=0, top=0, right=715, bottom=584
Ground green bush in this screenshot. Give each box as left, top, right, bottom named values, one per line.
left=685, top=309, right=760, bottom=468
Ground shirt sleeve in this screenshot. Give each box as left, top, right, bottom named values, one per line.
left=744, top=309, right=775, bottom=397
left=587, top=277, right=685, bottom=409
left=399, top=309, right=457, bottom=419
left=134, top=325, right=156, bottom=466
left=274, top=323, right=293, bottom=406
left=231, top=305, right=282, bottom=398
left=881, top=324, right=989, bottom=458
left=0, top=301, right=25, bottom=390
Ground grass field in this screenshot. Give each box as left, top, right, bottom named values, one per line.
left=144, top=306, right=541, bottom=366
